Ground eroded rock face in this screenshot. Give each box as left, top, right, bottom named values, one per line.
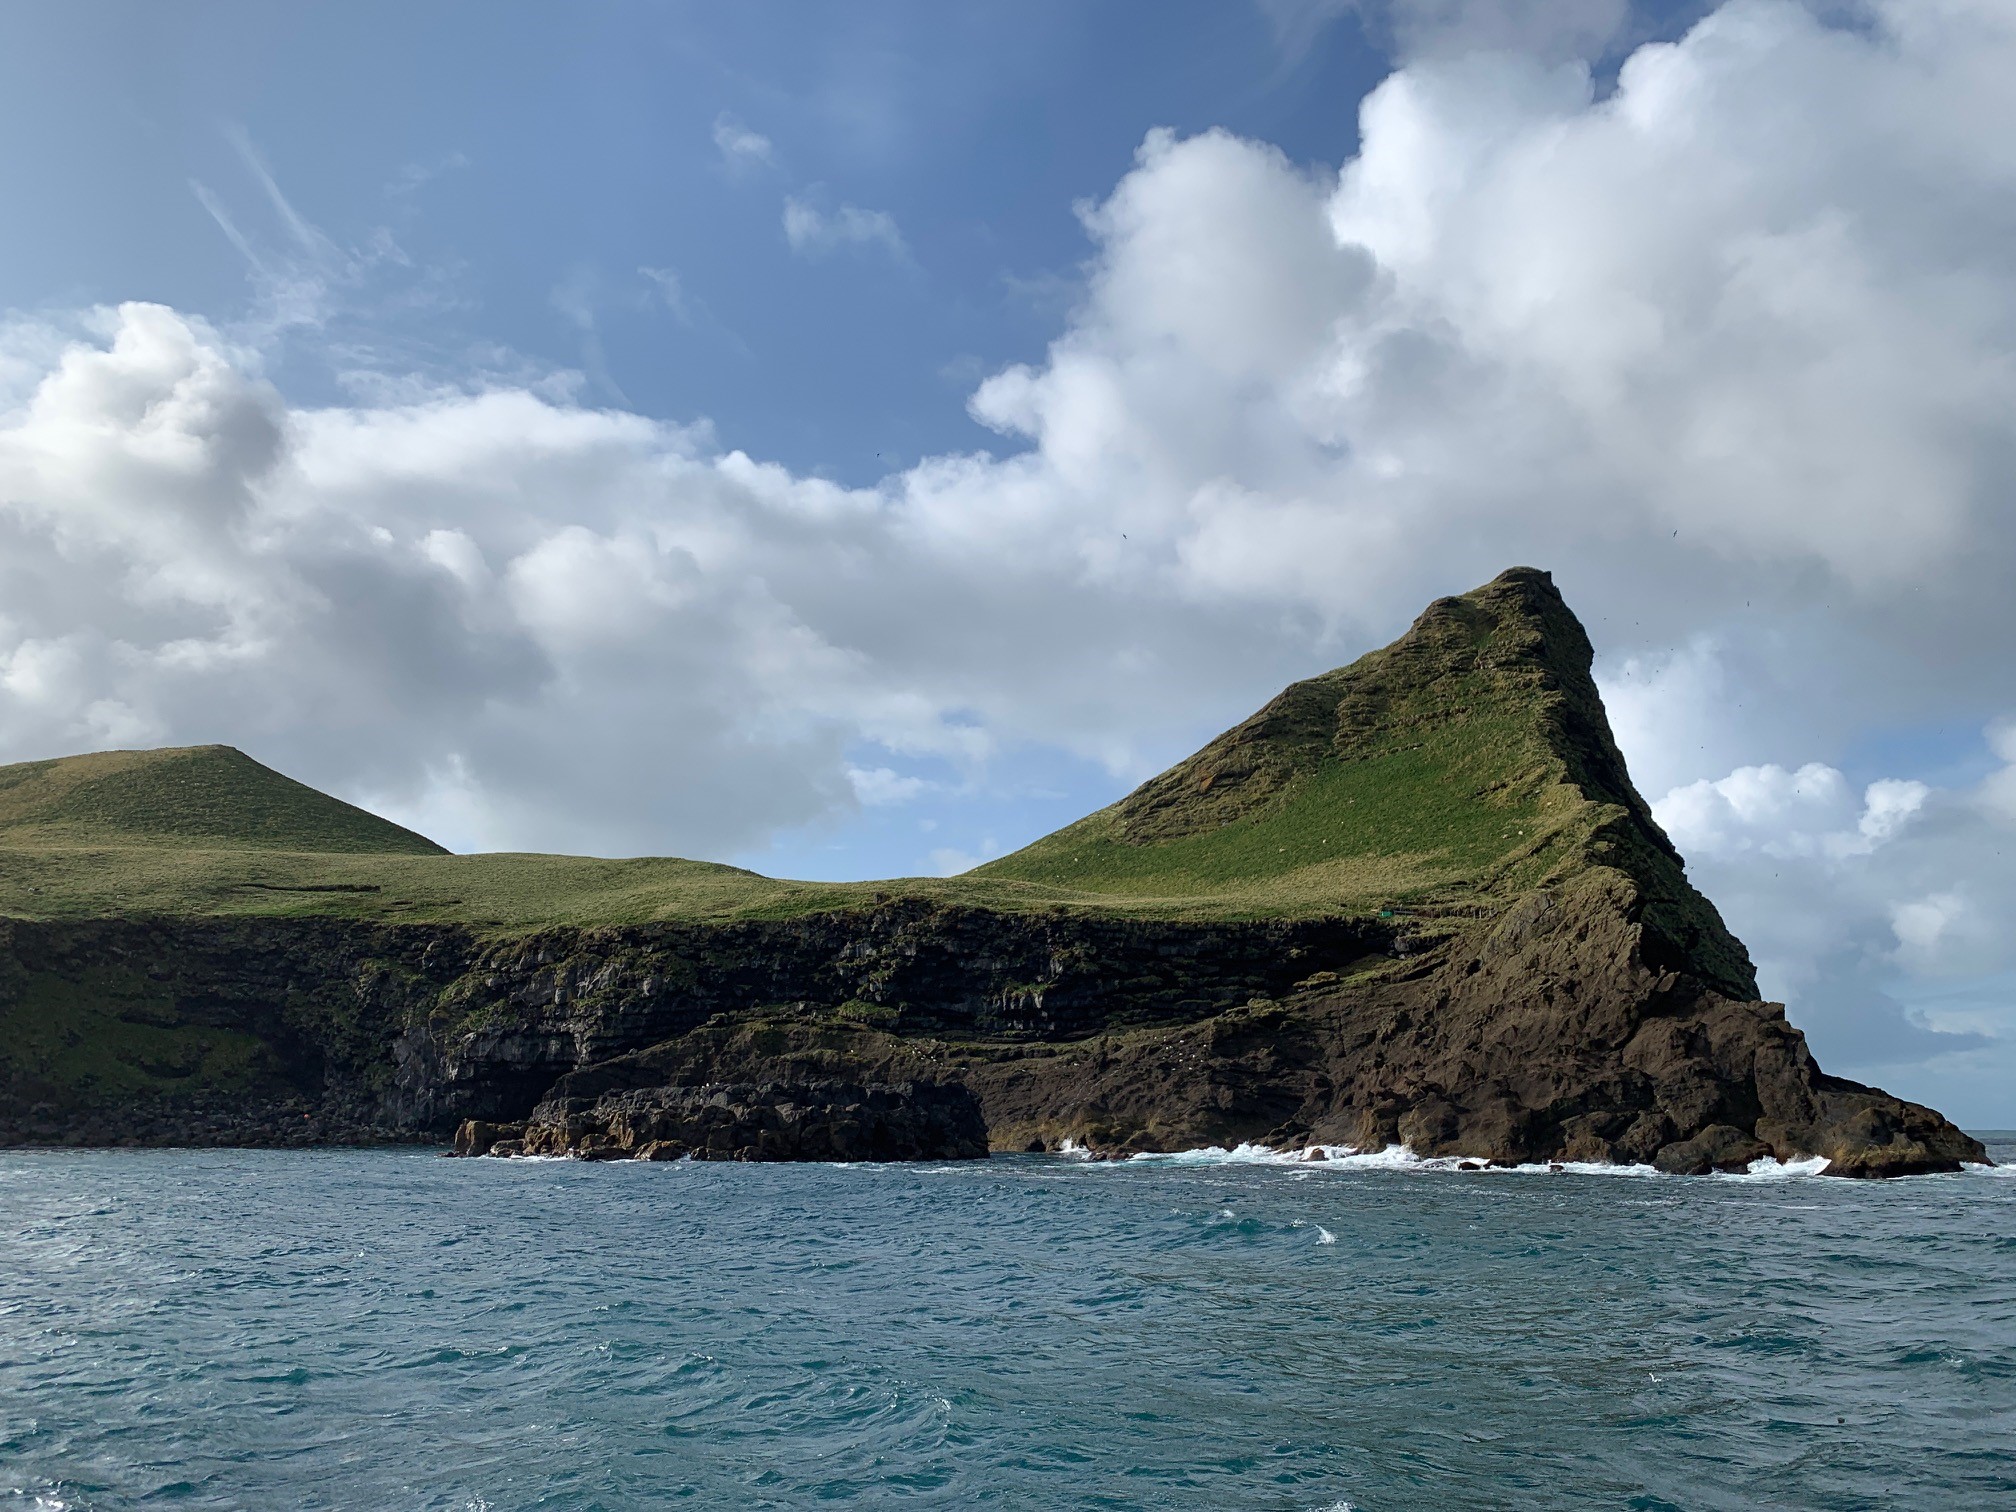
left=0, top=845, right=1984, bottom=1174
left=468, top=1079, right=988, bottom=1163
left=958, top=868, right=1987, bottom=1176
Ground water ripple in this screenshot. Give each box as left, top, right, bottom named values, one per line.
left=2, top=1141, right=2012, bottom=1509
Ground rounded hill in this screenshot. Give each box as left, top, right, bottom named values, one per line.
left=0, top=746, right=446, bottom=855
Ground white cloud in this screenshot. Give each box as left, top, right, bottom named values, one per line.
left=1655, top=763, right=1927, bottom=863
left=1646, top=726, right=2016, bottom=1088
left=1259, top=0, right=1632, bottom=64
left=385, top=150, right=469, bottom=198
left=712, top=114, right=777, bottom=174
left=847, top=766, right=931, bottom=807
left=1890, top=889, right=1977, bottom=974
left=782, top=198, right=908, bottom=260
left=192, top=126, right=424, bottom=339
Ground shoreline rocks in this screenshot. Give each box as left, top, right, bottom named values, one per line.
left=455, top=1078, right=989, bottom=1163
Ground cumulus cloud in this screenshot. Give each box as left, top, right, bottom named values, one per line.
left=1650, top=732, right=2016, bottom=1086
left=847, top=766, right=932, bottom=807
left=781, top=198, right=908, bottom=260
left=1657, top=763, right=1927, bottom=864
left=5, top=1, right=2016, bottom=1097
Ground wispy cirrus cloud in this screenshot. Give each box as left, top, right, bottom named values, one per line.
left=190, top=124, right=418, bottom=338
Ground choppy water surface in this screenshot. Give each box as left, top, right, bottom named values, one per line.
left=3, top=1140, right=2012, bottom=1511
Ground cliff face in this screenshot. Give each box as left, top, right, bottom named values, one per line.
left=0, top=909, right=1392, bottom=1143
left=0, top=570, right=1988, bottom=1176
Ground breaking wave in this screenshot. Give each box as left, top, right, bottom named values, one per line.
left=1110, top=1141, right=1857, bottom=1178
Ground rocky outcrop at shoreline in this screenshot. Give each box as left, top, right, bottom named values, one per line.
left=455, top=1077, right=988, bottom=1162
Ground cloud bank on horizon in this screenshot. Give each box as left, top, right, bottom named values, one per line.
left=1, top=0, right=2013, bottom=1112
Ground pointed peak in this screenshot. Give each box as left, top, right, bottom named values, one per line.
left=978, top=566, right=1754, bottom=997
left=1392, top=566, right=1589, bottom=676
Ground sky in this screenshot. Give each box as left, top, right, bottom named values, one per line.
left=2, top=0, right=2014, bottom=1122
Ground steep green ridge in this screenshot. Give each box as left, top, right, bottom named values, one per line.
left=0, top=746, right=445, bottom=856
left=980, top=569, right=1605, bottom=896
left=0, top=571, right=1746, bottom=971
left=974, top=567, right=1752, bottom=989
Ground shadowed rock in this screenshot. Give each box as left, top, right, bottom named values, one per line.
left=486, top=1078, right=988, bottom=1162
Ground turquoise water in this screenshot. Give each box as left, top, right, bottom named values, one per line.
left=3, top=1141, right=2012, bottom=1511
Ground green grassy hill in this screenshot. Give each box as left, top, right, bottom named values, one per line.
left=0, top=569, right=1730, bottom=941
left=978, top=566, right=1665, bottom=902
left=0, top=746, right=445, bottom=856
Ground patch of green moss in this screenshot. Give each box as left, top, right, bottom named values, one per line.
left=836, top=999, right=901, bottom=1030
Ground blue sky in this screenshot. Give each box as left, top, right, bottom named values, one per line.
left=2, top=0, right=2014, bottom=1120
left=4, top=3, right=1388, bottom=475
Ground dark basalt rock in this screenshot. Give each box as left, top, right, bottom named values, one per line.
left=488, top=1078, right=988, bottom=1163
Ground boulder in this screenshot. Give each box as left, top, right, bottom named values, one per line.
left=451, top=1119, right=522, bottom=1157
left=1653, top=1123, right=1770, bottom=1175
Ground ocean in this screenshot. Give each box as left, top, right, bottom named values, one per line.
left=3, top=1139, right=2012, bottom=1510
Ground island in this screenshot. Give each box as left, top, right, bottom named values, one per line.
left=0, top=568, right=1985, bottom=1176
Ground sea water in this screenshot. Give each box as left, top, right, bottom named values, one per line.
left=2, top=1138, right=2012, bottom=1511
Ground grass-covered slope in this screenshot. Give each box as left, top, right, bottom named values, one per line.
left=0, top=570, right=1750, bottom=972
left=0, top=746, right=444, bottom=856
left=976, top=566, right=1755, bottom=990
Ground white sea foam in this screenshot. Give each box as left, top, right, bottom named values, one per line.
left=1962, top=1158, right=2016, bottom=1177
left=1732, top=1155, right=1832, bottom=1179
left=1315, top=1226, right=1336, bottom=1244
left=1055, top=1137, right=2006, bottom=1179
left=1097, top=1142, right=1884, bottom=1179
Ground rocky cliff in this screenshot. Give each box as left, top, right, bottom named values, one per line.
left=0, top=569, right=1987, bottom=1176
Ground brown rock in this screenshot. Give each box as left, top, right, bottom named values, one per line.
left=1654, top=1124, right=1770, bottom=1175
left=451, top=1119, right=522, bottom=1158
